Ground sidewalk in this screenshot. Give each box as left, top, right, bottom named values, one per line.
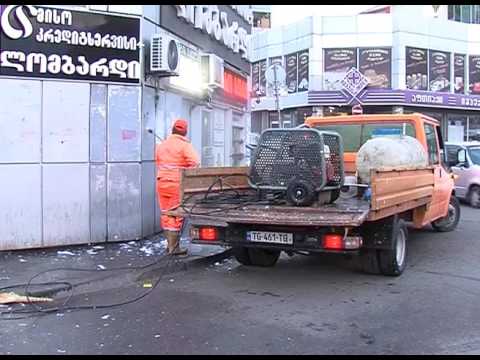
left=0, top=234, right=232, bottom=297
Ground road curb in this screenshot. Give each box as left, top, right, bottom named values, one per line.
left=136, top=248, right=233, bottom=281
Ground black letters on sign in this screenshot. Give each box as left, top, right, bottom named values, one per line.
left=0, top=5, right=141, bottom=84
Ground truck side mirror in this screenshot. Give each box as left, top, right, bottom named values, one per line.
left=457, top=149, right=468, bottom=167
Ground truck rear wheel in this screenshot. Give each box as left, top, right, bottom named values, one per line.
left=431, top=196, right=461, bottom=232
left=359, top=249, right=380, bottom=274
left=359, top=216, right=408, bottom=276
left=377, top=219, right=408, bottom=276
left=248, top=248, right=281, bottom=267
left=232, top=247, right=252, bottom=265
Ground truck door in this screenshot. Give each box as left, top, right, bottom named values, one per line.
left=423, top=123, right=452, bottom=223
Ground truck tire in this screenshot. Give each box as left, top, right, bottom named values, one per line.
left=359, top=249, right=380, bottom=274
left=377, top=219, right=408, bottom=276
left=248, top=248, right=281, bottom=267
left=431, top=196, right=461, bottom=232
left=233, top=247, right=252, bottom=266
left=468, top=185, right=480, bottom=208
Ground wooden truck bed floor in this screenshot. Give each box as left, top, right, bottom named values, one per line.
left=171, top=197, right=370, bottom=227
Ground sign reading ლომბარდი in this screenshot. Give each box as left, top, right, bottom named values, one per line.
left=0, top=5, right=141, bottom=84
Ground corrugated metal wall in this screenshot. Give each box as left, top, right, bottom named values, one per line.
left=0, top=78, right=158, bottom=250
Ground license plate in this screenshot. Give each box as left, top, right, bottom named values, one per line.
left=246, top=231, right=293, bottom=245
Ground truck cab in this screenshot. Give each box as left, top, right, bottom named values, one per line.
left=305, top=113, right=456, bottom=229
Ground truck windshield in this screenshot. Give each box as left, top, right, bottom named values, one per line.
left=468, top=146, right=480, bottom=165
left=314, top=123, right=416, bottom=152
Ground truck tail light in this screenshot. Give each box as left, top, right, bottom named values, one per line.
left=322, top=234, right=343, bottom=250
left=199, top=227, right=218, bottom=241
left=322, top=234, right=362, bottom=250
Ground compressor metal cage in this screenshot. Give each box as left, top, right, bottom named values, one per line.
left=249, top=128, right=344, bottom=192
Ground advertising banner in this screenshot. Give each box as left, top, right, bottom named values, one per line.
left=323, top=48, right=357, bottom=91
left=469, top=55, right=480, bottom=95
left=297, top=49, right=309, bottom=92
left=405, top=47, right=428, bottom=90
left=428, top=50, right=450, bottom=92
left=358, top=47, right=391, bottom=88
left=454, top=54, right=466, bottom=94
left=285, top=52, right=298, bottom=93
left=0, top=5, right=141, bottom=84
left=269, top=56, right=282, bottom=66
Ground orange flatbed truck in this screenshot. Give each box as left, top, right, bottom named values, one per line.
left=171, top=113, right=460, bottom=276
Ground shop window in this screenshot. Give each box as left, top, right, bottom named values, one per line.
left=455, top=5, right=461, bottom=21
left=447, top=115, right=467, bottom=142
left=253, top=11, right=271, bottom=29
left=424, top=123, right=439, bottom=164
left=475, top=5, right=480, bottom=24
left=448, top=5, right=480, bottom=23
left=232, top=113, right=245, bottom=166
left=469, top=116, right=480, bottom=141
left=461, top=5, right=472, bottom=23
left=281, top=111, right=293, bottom=128
left=294, top=107, right=313, bottom=127
left=232, top=125, right=245, bottom=166
left=448, top=5, right=454, bottom=20
left=268, top=112, right=279, bottom=128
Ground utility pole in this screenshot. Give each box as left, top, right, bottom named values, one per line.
left=273, top=66, right=282, bottom=128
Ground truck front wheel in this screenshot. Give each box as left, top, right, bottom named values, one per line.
left=431, top=196, right=461, bottom=232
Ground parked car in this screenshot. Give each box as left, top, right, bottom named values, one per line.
left=445, top=141, right=480, bottom=208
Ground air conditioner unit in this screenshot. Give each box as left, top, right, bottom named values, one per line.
left=150, top=33, right=179, bottom=74
left=201, top=54, right=224, bottom=88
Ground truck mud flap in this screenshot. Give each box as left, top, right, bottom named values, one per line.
left=360, top=215, right=398, bottom=250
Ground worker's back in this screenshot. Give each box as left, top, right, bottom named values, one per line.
left=155, top=134, right=199, bottom=185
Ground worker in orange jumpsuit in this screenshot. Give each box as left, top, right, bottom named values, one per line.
left=156, top=119, right=200, bottom=255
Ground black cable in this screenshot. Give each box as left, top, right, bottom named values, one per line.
left=1, top=173, right=280, bottom=320
left=0, top=241, right=185, bottom=320
left=179, top=174, right=286, bottom=217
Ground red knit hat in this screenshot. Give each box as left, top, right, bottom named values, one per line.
left=173, top=119, right=188, bottom=135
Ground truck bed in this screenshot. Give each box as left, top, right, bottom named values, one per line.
left=169, top=166, right=435, bottom=228
left=171, top=197, right=370, bottom=228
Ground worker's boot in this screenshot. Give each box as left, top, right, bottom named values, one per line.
left=167, top=231, right=188, bottom=256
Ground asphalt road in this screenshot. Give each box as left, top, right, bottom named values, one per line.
left=1, top=204, right=480, bottom=355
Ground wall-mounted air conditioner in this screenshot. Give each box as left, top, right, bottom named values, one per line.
left=201, top=54, right=224, bottom=88
left=150, top=33, right=179, bottom=74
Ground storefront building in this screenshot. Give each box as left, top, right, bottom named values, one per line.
left=0, top=5, right=252, bottom=250
left=250, top=5, right=480, bottom=143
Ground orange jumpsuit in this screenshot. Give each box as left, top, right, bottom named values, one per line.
left=155, top=134, right=200, bottom=231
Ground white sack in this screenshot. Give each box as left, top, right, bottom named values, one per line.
left=356, top=136, right=428, bottom=184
